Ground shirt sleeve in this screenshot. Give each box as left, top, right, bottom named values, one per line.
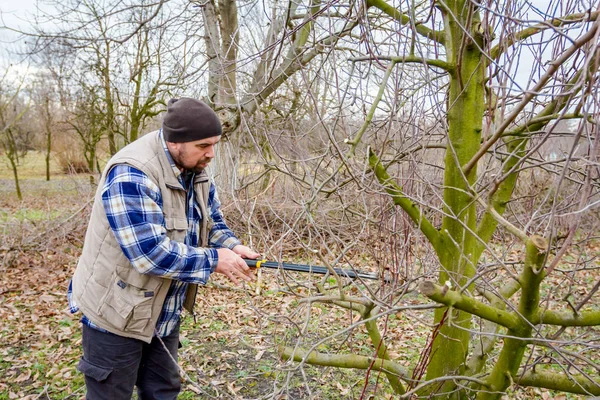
left=207, top=181, right=242, bottom=250
left=102, top=164, right=218, bottom=284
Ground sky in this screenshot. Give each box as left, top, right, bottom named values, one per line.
left=0, top=0, right=57, bottom=74
left=0, top=0, right=35, bottom=66
left=0, top=0, right=38, bottom=40
left=0, top=0, right=582, bottom=90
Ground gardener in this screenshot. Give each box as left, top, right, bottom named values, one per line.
left=68, top=97, right=259, bottom=400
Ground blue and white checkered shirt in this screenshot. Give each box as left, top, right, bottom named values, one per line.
left=68, top=133, right=241, bottom=337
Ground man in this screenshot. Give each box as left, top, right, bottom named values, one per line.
left=68, top=98, right=259, bottom=399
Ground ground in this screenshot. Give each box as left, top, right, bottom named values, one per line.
left=0, top=154, right=597, bottom=399
left=0, top=175, right=401, bottom=399
left=0, top=221, right=400, bottom=399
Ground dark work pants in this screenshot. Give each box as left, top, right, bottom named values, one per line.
left=77, top=323, right=181, bottom=400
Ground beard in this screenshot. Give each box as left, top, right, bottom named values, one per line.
left=189, top=160, right=210, bottom=174
left=171, top=147, right=211, bottom=174
left=178, top=157, right=210, bottom=174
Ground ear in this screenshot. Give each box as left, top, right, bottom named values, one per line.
left=165, top=140, right=181, bottom=157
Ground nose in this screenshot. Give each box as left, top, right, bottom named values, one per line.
left=205, top=145, right=215, bottom=159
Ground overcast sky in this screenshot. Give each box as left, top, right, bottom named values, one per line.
left=0, top=0, right=37, bottom=66
left=0, top=0, right=38, bottom=38
left=0, top=0, right=577, bottom=88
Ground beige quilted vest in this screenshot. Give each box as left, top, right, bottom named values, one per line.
left=72, top=131, right=210, bottom=343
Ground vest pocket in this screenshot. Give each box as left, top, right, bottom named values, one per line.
left=165, top=217, right=188, bottom=242
left=98, top=272, right=160, bottom=334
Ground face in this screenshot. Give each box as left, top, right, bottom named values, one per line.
left=167, top=136, right=221, bottom=173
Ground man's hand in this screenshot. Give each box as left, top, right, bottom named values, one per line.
left=231, top=244, right=261, bottom=260
left=215, top=247, right=256, bottom=285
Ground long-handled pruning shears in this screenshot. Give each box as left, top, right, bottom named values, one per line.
left=244, top=258, right=385, bottom=282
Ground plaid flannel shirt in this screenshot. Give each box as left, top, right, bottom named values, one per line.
left=68, top=133, right=240, bottom=337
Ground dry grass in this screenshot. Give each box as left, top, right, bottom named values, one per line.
left=0, top=151, right=62, bottom=180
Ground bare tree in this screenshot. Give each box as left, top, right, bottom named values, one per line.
left=26, top=0, right=195, bottom=154
left=0, top=67, right=30, bottom=200
left=225, top=0, right=600, bottom=398
left=198, top=0, right=359, bottom=133
left=29, top=72, right=60, bottom=181
left=67, top=82, right=107, bottom=177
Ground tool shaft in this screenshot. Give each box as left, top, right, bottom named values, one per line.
left=244, top=259, right=380, bottom=281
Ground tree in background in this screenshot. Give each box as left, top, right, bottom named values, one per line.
left=199, top=0, right=359, bottom=134
left=0, top=67, right=30, bottom=200
left=30, top=72, right=59, bottom=181
left=27, top=0, right=194, bottom=156
left=17, top=0, right=357, bottom=168
left=67, top=82, right=106, bottom=177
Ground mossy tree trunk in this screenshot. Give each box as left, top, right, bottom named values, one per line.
left=43, top=97, right=53, bottom=181
left=127, top=24, right=162, bottom=144
left=4, top=128, right=23, bottom=201
left=0, top=84, right=28, bottom=201
left=424, top=3, right=485, bottom=393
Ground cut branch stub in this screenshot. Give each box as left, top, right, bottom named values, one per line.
left=530, top=235, right=548, bottom=252
left=419, top=280, right=437, bottom=297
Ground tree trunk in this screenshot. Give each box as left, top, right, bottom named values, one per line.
left=202, top=0, right=222, bottom=109
left=8, top=151, right=22, bottom=201
left=423, top=2, right=485, bottom=396
left=44, top=97, right=52, bottom=181
left=99, top=42, right=117, bottom=154
left=218, top=0, right=238, bottom=107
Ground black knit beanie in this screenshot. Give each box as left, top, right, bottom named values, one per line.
left=162, top=98, right=222, bottom=142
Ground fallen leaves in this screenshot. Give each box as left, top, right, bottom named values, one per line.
left=2, top=191, right=600, bottom=399
left=14, top=369, right=31, bottom=383
left=255, top=349, right=266, bottom=361
left=0, top=247, right=81, bottom=398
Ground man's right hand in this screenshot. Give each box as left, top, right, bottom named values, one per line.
left=215, top=248, right=255, bottom=285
